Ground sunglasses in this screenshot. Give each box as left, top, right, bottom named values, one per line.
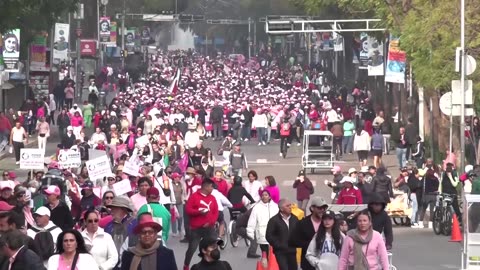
left=108, top=178, right=116, bottom=181
left=105, top=196, right=114, bottom=199
left=3, top=174, right=8, bottom=177
left=87, top=219, right=99, bottom=224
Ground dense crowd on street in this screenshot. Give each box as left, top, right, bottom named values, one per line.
left=0, top=49, right=473, bottom=270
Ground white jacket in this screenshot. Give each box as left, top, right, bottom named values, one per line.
left=81, top=228, right=118, bottom=270
left=353, top=130, right=371, bottom=152
left=48, top=253, right=99, bottom=270
left=212, top=189, right=232, bottom=211
left=252, top=114, right=268, bottom=129
left=184, top=131, right=200, bottom=149
left=242, top=180, right=263, bottom=202
left=305, top=235, right=340, bottom=270
left=27, top=221, right=63, bottom=245
left=247, top=201, right=279, bottom=245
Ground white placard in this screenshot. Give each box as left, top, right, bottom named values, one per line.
left=86, top=155, right=111, bottom=180
left=58, top=149, right=81, bottom=168
left=123, top=160, right=140, bottom=176
left=20, top=148, right=45, bottom=170
left=113, top=179, right=132, bottom=196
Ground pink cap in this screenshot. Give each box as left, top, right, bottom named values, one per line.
left=0, top=201, right=14, bottom=211
left=8, top=172, right=16, bottom=179
left=330, top=166, right=342, bottom=173
left=44, top=185, right=61, bottom=196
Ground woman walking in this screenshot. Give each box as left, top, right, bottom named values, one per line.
left=305, top=210, right=343, bottom=270
left=338, top=210, right=389, bottom=270
left=293, top=169, right=314, bottom=213
left=36, top=117, right=50, bottom=152
left=353, top=126, right=371, bottom=167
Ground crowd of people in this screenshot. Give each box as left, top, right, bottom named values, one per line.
left=0, top=48, right=458, bottom=270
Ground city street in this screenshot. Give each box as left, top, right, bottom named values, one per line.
left=0, top=133, right=461, bottom=269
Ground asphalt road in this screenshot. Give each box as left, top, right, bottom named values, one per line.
left=0, top=122, right=461, bottom=269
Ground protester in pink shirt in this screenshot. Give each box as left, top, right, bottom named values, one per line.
left=338, top=211, right=389, bottom=270
left=259, top=175, right=280, bottom=203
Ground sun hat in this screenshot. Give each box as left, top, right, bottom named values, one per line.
left=105, top=196, right=133, bottom=212
left=133, top=215, right=162, bottom=234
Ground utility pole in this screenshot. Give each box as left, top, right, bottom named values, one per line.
left=248, top=17, right=251, bottom=59
left=121, top=0, right=126, bottom=69
left=458, top=0, right=467, bottom=178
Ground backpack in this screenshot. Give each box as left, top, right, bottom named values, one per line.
left=31, top=226, right=57, bottom=260
left=371, top=133, right=383, bottom=150
left=280, top=123, right=290, bottom=136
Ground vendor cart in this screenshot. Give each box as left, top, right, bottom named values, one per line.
left=302, top=130, right=335, bottom=173
left=386, top=189, right=412, bottom=226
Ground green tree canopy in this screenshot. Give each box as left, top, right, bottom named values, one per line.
left=292, top=0, right=480, bottom=90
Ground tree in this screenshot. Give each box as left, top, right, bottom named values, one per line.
left=0, top=0, right=79, bottom=58
left=295, top=0, right=480, bottom=160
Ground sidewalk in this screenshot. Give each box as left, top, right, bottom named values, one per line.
left=0, top=137, right=38, bottom=160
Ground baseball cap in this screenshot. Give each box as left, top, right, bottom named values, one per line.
left=146, top=187, right=160, bottom=197
left=44, top=185, right=61, bottom=196
left=330, top=166, right=341, bottom=173
left=298, top=170, right=306, bottom=177
left=0, top=201, right=14, bottom=212
left=67, top=126, right=73, bottom=131
left=0, top=181, right=13, bottom=191
left=198, top=237, right=224, bottom=257
left=81, top=181, right=94, bottom=190
left=310, top=197, right=328, bottom=208
left=171, top=172, right=181, bottom=179
left=322, top=210, right=336, bottom=219
left=34, top=206, right=51, bottom=217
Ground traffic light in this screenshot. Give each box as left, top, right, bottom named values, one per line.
left=120, top=50, right=127, bottom=58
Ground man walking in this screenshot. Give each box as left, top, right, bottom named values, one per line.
left=266, top=198, right=299, bottom=270
left=183, top=179, right=219, bottom=270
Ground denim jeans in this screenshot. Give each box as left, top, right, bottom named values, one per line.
left=396, top=147, right=407, bottom=168
left=171, top=204, right=184, bottom=235
left=410, top=193, right=418, bottom=223
left=256, top=127, right=266, bottom=144
left=266, top=126, right=272, bottom=143
left=383, top=134, right=391, bottom=154
left=342, top=135, right=353, bottom=154
left=241, top=124, right=251, bottom=139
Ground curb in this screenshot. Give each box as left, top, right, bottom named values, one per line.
left=0, top=138, right=39, bottom=161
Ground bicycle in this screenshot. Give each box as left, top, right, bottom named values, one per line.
left=432, top=193, right=456, bottom=236
left=214, top=219, right=228, bottom=249
left=228, top=209, right=251, bottom=248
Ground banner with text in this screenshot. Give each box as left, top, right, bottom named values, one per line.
left=30, top=33, right=47, bottom=71
left=385, top=35, right=406, bottom=84
left=3, top=29, right=21, bottom=72
left=53, top=23, right=70, bottom=61
left=20, top=148, right=45, bottom=170
left=86, top=155, right=111, bottom=180
left=58, top=149, right=81, bottom=168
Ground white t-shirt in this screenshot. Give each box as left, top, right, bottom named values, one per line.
left=11, top=127, right=25, bottom=142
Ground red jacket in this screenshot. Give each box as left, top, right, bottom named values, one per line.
left=337, top=187, right=363, bottom=204
left=213, top=178, right=228, bottom=197
left=185, top=190, right=219, bottom=229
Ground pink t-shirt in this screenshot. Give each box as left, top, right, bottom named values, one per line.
left=58, top=255, right=78, bottom=270
left=312, top=218, right=321, bottom=233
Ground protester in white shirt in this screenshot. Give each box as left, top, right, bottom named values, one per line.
left=81, top=210, right=118, bottom=270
